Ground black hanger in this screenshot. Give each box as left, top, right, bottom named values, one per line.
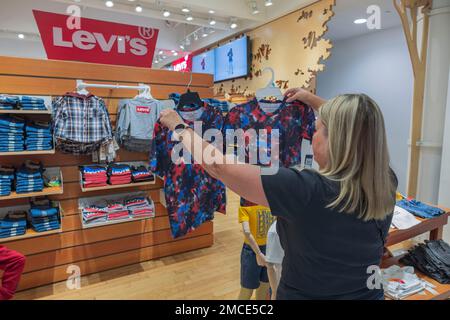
left=177, top=89, right=203, bottom=110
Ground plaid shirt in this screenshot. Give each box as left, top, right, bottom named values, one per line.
left=53, top=93, right=113, bottom=145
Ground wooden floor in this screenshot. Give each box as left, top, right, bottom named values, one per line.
left=14, top=190, right=244, bottom=300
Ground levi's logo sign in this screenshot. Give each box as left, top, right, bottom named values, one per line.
left=136, top=106, right=150, bottom=114
left=33, top=10, right=159, bottom=68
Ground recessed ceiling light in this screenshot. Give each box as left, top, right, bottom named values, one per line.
left=208, top=10, right=215, bottom=14
left=265, top=0, right=273, bottom=7
left=18, top=33, right=25, bottom=39
left=105, top=1, right=114, bottom=8
left=202, top=31, right=208, bottom=37
left=354, top=18, right=367, bottom=24
left=135, top=5, right=143, bottom=13
left=209, top=18, right=216, bottom=25
left=182, top=7, right=190, bottom=13
left=251, top=1, right=259, bottom=14
left=154, top=59, right=158, bottom=63
left=186, top=15, right=193, bottom=21
left=163, top=9, right=170, bottom=17
left=230, top=23, right=237, bottom=29
left=171, top=50, right=176, bottom=53
left=158, top=50, right=164, bottom=55
left=173, top=52, right=178, bottom=56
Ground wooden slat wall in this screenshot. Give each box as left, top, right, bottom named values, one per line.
left=0, top=56, right=215, bottom=291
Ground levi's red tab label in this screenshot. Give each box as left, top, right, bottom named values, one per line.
left=136, top=106, right=150, bottom=113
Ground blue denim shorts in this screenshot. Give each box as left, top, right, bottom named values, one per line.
left=240, top=243, right=268, bottom=289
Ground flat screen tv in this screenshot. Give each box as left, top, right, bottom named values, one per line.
left=192, top=50, right=215, bottom=77
left=214, top=36, right=249, bottom=82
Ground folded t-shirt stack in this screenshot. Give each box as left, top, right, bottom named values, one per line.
left=125, top=197, right=155, bottom=219
left=131, top=166, right=154, bottom=183
left=0, top=96, right=20, bottom=110
left=108, top=164, right=132, bottom=185
left=80, top=165, right=108, bottom=188
left=25, top=122, right=53, bottom=151
left=20, top=96, right=47, bottom=111
left=15, top=161, right=44, bottom=194
left=0, top=212, right=27, bottom=238
left=82, top=206, right=108, bottom=224
left=29, top=202, right=60, bottom=232
left=0, top=115, right=25, bottom=152
left=106, top=202, right=130, bottom=220
left=0, top=166, right=15, bottom=197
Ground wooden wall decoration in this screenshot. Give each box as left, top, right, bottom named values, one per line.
left=0, top=56, right=215, bottom=291
left=214, top=0, right=335, bottom=98
left=393, top=0, right=432, bottom=197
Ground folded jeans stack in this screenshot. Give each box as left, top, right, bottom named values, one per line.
left=396, top=199, right=445, bottom=219
left=0, top=167, right=15, bottom=197
left=29, top=205, right=60, bottom=232
left=0, top=216, right=27, bottom=239
left=108, top=164, right=132, bottom=185
left=25, top=122, right=53, bottom=151
left=0, top=96, right=20, bottom=110
left=0, top=115, right=24, bottom=152
left=20, top=96, right=47, bottom=111
left=80, top=165, right=108, bottom=188
left=131, top=166, right=154, bottom=183
left=125, top=197, right=154, bottom=219
left=400, top=240, right=450, bottom=284
left=15, top=161, right=44, bottom=194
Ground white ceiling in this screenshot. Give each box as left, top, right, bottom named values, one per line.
left=0, top=0, right=403, bottom=67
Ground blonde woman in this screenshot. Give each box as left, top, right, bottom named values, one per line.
left=159, top=89, right=397, bottom=300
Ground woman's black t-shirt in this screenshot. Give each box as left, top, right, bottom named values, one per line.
left=261, top=168, right=395, bottom=300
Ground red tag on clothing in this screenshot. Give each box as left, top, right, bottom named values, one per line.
left=136, top=106, right=150, bottom=114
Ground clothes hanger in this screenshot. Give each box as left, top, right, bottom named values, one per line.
left=255, top=67, right=283, bottom=102
left=177, top=72, right=203, bottom=110
left=76, top=80, right=90, bottom=95
left=135, top=83, right=154, bottom=100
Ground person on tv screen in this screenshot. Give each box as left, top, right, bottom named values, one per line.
left=228, top=48, right=234, bottom=75
left=201, top=57, right=206, bottom=71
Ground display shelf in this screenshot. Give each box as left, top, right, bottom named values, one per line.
left=0, top=109, right=51, bottom=115
left=0, top=228, right=62, bottom=243
left=0, top=149, right=55, bottom=156
left=0, top=186, right=63, bottom=201
left=80, top=180, right=155, bottom=192
left=0, top=166, right=63, bottom=201
left=81, top=214, right=154, bottom=229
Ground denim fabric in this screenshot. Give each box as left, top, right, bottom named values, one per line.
left=396, top=199, right=445, bottom=219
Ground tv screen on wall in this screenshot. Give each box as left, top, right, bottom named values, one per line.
left=214, top=36, right=249, bottom=82
left=192, top=50, right=215, bottom=77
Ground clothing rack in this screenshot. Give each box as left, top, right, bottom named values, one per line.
left=76, top=80, right=150, bottom=91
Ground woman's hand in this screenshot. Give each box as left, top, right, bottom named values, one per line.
left=284, top=87, right=326, bottom=111
left=284, top=87, right=311, bottom=103
left=159, top=109, right=185, bottom=131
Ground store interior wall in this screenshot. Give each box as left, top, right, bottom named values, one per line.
left=316, top=26, right=413, bottom=194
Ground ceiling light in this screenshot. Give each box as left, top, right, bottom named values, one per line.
left=105, top=1, right=114, bottom=8
left=171, top=50, right=176, bottom=53
left=208, top=10, right=215, bottom=14
left=154, top=59, right=158, bottom=64
left=182, top=7, right=190, bottom=13
left=354, top=18, right=367, bottom=24
left=209, top=18, right=216, bottom=26
left=251, top=1, right=260, bottom=14
left=173, top=51, right=178, bottom=56
left=135, top=5, right=143, bottom=13
left=179, top=43, right=185, bottom=50
left=202, top=31, right=208, bottom=37
left=186, top=15, right=193, bottom=21
left=18, top=33, right=25, bottom=39
left=163, top=9, right=170, bottom=17
left=158, top=50, right=164, bottom=55
left=230, top=17, right=238, bottom=29
left=265, top=0, right=273, bottom=7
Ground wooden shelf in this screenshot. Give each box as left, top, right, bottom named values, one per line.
left=0, top=186, right=63, bottom=201
left=0, top=228, right=62, bottom=243
left=80, top=180, right=156, bottom=192
left=0, top=109, right=51, bottom=115
left=0, top=149, right=55, bottom=156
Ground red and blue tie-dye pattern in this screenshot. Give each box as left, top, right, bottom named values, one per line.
left=223, top=98, right=316, bottom=207
left=150, top=104, right=227, bottom=238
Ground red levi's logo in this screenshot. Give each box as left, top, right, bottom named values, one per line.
left=136, top=106, right=150, bottom=114
left=33, top=10, right=159, bottom=68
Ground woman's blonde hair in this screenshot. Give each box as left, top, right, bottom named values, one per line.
left=318, top=94, right=396, bottom=221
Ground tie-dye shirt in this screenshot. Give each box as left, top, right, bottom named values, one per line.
left=150, top=104, right=226, bottom=238
left=223, top=98, right=316, bottom=206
